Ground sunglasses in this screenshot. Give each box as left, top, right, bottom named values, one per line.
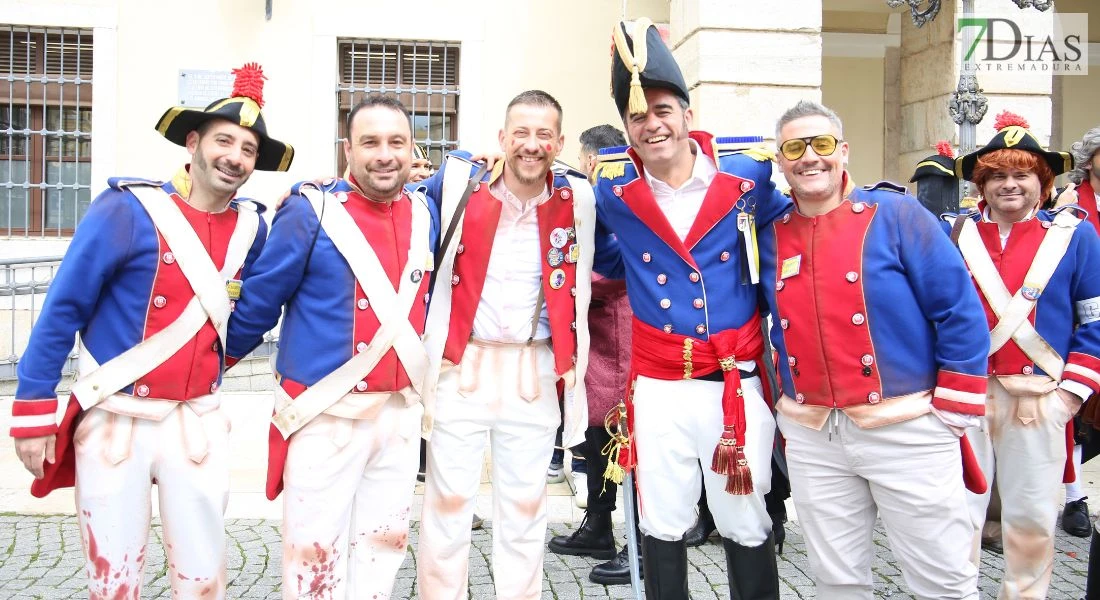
left=778, top=135, right=842, bottom=161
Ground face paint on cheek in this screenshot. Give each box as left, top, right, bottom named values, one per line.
left=545, top=143, right=553, bottom=153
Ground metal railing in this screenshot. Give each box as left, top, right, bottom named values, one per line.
left=0, top=255, right=279, bottom=383
left=0, top=254, right=69, bottom=379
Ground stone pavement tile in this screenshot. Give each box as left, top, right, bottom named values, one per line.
left=0, top=515, right=1093, bottom=599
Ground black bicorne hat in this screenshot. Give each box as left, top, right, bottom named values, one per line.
left=956, top=111, right=1071, bottom=181
left=154, top=63, right=294, bottom=172
left=911, top=156, right=956, bottom=182
left=910, top=142, right=960, bottom=216
left=611, top=18, right=690, bottom=118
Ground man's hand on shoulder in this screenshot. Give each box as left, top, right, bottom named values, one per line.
left=468, top=152, right=503, bottom=172
left=274, top=177, right=338, bottom=210
left=15, top=434, right=56, bottom=479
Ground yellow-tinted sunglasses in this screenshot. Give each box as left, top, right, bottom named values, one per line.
left=778, top=135, right=842, bottom=161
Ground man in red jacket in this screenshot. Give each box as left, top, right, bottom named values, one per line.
left=12, top=64, right=290, bottom=599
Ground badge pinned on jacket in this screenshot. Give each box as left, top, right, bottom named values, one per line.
left=550, top=227, right=569, bottom=249
left=549, top=268, right=567, bottom=289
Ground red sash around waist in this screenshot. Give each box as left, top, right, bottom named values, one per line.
left=627, top=313, right=766, bottom=494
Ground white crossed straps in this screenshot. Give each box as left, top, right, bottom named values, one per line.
left=70, top=185, right=259, bottom=409
left=954, top=211, right=1081, bottom=379
left=271, top=186, right=433, bottom=437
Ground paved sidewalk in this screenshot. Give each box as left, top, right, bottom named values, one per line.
left=0, top=513, right=1091, bottom=599
left=0, top=393, right=1096, bottom=598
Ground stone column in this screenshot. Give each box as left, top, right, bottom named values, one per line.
left=969, top=0, right=1055, bottom=145
left=884, top=14, right=903, bottom=184
left=897, top=0, right=959, bottom=183
left=669, top=0, right=823, bottom=140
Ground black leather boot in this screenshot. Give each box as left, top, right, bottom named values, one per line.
left=640, top=536, right=689, bottom=600
left=683, top=496, right=716, bottom=547
left=765, top=487, right=788, bottom=555
left=1086, top=527, right=1100, bottom=600
left=590, top=543, right=644, bottom=585
left=724, top=534, right=780, bottom=600
left=548, top=510, right=616, bottom=559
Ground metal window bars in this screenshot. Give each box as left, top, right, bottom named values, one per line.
left=0, top=26, right=93, bottom=237
left=336, top=39, right=460, bottom=172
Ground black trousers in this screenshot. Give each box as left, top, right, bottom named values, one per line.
left=583, top=424, right=619, bottom=513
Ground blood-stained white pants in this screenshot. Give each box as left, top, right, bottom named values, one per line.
left=73, top=401, right=230, bottom=599
left=966, top=376, right=1076, bottom=600
left=417, top=341, right=560, bottom=600
left=631, top=375, right=773, bottom=545
left=281, top=395, right=422, bottom=600
left=778, top=411, right=978, bottom=600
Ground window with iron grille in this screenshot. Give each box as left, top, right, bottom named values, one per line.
left=0, top=25, right=92, bottom=237
left=336, top=39, right=459, bottom=176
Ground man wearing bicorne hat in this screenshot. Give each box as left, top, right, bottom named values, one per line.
left=950, top=111, right=1100, bottom=600
left=759, top=99, right=988, bottom=600
left=414, top=89, right=616, bottom=600
left=592, top=18, right=791, bottom=599
left=11, top=62, right=291, bottom=599
left=226, top=94, right=437, bottom=599
left=911, top=140, right=962, bottom=216
left=410, top=143, right=434, bottom=183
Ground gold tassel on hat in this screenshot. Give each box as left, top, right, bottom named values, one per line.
left=613, top=18, right=652, bottom=116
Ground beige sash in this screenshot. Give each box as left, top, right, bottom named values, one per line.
left=954, top=211, right=1080, bottom=379
left=562, top=173, right=594, bottom=449
left=421, top=156, right=479, bottom=438
left=70, top=186, right=259, bottom=409
left=271, top=186, right=432, bottom=437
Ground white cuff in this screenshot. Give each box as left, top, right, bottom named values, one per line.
left=1059, top=379, right=1093, bottom=403
left=930, top=406, right=981, bottom=432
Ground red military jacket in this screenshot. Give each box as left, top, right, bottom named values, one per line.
left=443, top=166, right=580, bottom=375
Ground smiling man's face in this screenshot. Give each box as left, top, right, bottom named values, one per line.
left=777, top=115, right=849, bottom=210
left=344, top=105, right=412, bottom=201
left=624, top=87, right=692, bottom=169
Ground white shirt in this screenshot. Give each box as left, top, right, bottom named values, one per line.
left=643, top=139, right=717, bottom=241
left=471, top=178, right=552, bottom=342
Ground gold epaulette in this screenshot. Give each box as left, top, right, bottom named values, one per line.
left=715, top=139, right=775, bottom=162
left=595, top=151, right=630, bottom=180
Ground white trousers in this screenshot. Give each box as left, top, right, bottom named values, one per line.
left=281, top=396, right=422, bottom=599
left=73, top=404, right=231, bottom=599
left=632, top=375, right=773, bottom=545
left=778, top=411, right=978, bottom=600
left=966, top=377, right=1075, bottom=600
left=417, top=342, right=560, bottom=600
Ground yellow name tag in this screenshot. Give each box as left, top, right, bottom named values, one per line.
left=780, top=255, right=801, bottom=280
left=226, top=279, right=242, bottom=300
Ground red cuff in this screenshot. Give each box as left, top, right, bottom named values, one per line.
left=10, top=398, right=59, bottom=438
left=931, top=370, right=987, bottom=416
left=225, top=355, right=242, bottom=369
left=1062, top=352, right=1100, bottom=396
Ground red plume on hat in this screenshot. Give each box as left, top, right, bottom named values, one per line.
left=956, top=109, right=1071, bottom=180
left=935, top=140, right=955, bottom=159
left=993, top=110, right=1029, bottom=132
left=231, top=62, right=267, bottom=108
left=154, top=61, right=293, bottom=171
